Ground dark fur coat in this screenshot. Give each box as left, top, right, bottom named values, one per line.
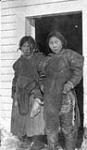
left=39, top=49, right=84, bottom=131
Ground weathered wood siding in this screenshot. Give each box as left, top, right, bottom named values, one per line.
left=1, top=0, right=19, bottom=131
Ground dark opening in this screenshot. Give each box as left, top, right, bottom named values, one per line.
left=35, top=11, right=83, bottom=148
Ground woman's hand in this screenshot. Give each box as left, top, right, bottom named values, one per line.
left=63, top=81, right=74, bottom=94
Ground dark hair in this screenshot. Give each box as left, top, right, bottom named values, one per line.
left=19, top=36, right=35, bottom=51
left=47, top=30, right=67, bottom=49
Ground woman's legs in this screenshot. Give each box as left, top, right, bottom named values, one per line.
left=61, top=110, right=78, bottom=150
left=46, top=129, right=58, bottom=150
left=64, top=131, right=78, bottom=150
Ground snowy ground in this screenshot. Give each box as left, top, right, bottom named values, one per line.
left=0, top=124, right=86, bottom=150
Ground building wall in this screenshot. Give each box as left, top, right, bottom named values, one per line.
left=1, top=0, right=87, bottom=131
left=1, top=0, right=20, bottom=131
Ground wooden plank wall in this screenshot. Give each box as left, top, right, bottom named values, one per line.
left=1, top=0, right=20, bottom=131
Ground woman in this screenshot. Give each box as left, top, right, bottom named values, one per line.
left=38, top=31, right=84, bottom=150
left=11, top=36, right=45, bottom=141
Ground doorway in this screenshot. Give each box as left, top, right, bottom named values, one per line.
left=35, top=11, right=83, bottom=148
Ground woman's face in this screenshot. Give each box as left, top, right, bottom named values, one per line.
left=48, top=36, right=62, bottom=54
left=21, top=41, right=32, bottom=56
